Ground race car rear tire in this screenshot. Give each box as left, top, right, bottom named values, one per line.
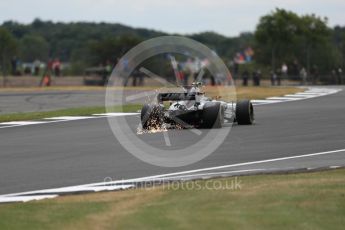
left=202, top=102, right=223, bottom=128
left=236, top=100, right=254, bottom=125
left=141, top=104, right=164, bottom=130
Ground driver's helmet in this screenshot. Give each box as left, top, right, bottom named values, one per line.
left=189, top=82, right=203, bottom=94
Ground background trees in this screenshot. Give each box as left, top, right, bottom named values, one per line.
left=254, top=9, right=334, bottom=76
left=0, top=27, right=17, bottom=85
left=0, top=12, right=344, bottom=81
left=255, top=9, right=300, bottom=69
left=88, top=36, right=143, bottom=65
left=19, top=34, right=49, bottom=62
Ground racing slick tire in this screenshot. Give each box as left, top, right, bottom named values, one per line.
left=141, top=104, right=164, bottom=130
left=202, top=102, right=224, bottom=129
left=236, top=100, right=254, bottom=125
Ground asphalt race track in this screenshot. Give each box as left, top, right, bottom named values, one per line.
left=0, top=86, right=345, bottom=196
left=0, top=90, right=114, bottom=114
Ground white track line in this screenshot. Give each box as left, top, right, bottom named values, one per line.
left=90, top=148, right=345, bottom=184
left=251, top=99, right=282, bottom=104
left=93, top=113, right=139, bottom=116
left=252, top=87, right=342, bottom=105
left=45, top=116, right=95, bottom=120
left=163, top=132, right=171, bottom=146
left=1, top=148, right=344, bottom=203
left=0, top=113, right=140, bottom=129
left=283, top=94, right=315, bottom=98
left=330, top=166, right=341, bottom=169
left=266, top=96, right=298, bottom=100
left=0, top=121, right=47, bottom=125
left=295, top=92, right=324, bottom=95
left=0, top=195, right=58, bottom=203
left=145, top=169, right=266, bottom=181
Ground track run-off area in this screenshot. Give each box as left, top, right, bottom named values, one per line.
left=0, top=86, right=344, bottom=203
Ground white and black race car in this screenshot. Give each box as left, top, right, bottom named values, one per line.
left=141, top=83, right=254, bottom=130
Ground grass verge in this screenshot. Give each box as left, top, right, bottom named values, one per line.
left=0, top=169, right=344, bottom=230
left=0, top=86, right=303, bottom=123
left=0, top=105, right=142, bottom=123
left=235, top=86, right=303, bottom=100
left=204, top=86, right=303, bottom=101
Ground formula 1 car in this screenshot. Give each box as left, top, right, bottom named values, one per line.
left=141, top=83, right=254, bottom=129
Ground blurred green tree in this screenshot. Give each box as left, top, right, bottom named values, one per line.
left=255, top=9, right=301, bottom=69
left=0, top=27, right=17, bottom=86
left=300, top=14, right=330, bottom=73
left=333, top=26, right=345, bottom=69
left=255, top=9, right=332, bottom=77
left=19, top=34, right=49, bottom=62
left=89, top=35, right=142, bottom=65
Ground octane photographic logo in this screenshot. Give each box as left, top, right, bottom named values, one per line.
left=105, top=36, right=236, bottom=167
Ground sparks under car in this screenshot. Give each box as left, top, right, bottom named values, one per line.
left=141, top=82, right=254, bottom=130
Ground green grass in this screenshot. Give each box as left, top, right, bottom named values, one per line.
left=0, top=104, right=142, bottom=123
left=0, top=169, right=344, bottom=230
left=116, top=169, right=345, bottom=230
left=0, top=202, right=108, bottom=230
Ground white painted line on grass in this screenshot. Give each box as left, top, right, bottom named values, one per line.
left=284, top=94, right=315, bottom=98
left=93, top=113, right=139, bottom=116
left=251, top=99, right=282, bottom=104
left=45, top=116, right=95, bottom=120
left=0, top=113, right=140, bottom=129
left=150, top=169, right=266, bottom=181
left=0, top=195, right=58, bottom=203
left=0, top=121, right=47, bottom=125
left=329, top=166, right=341, bottom=169
left=1, top=147, right=344, bottom=204
left=102, top=148, right=345, bottom=184
left=294, top=92, right=322, bottom=95
left=266, top=96, right=298, bottom=100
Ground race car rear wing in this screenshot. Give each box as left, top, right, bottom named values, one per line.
left=157, top=93, right=196, bottom=102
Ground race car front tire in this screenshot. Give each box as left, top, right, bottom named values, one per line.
left=202, top=102, right=223, bottom=128
left=141, top=104, right=164, bottom=130
left=236, top=100, right=254, bottom=125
